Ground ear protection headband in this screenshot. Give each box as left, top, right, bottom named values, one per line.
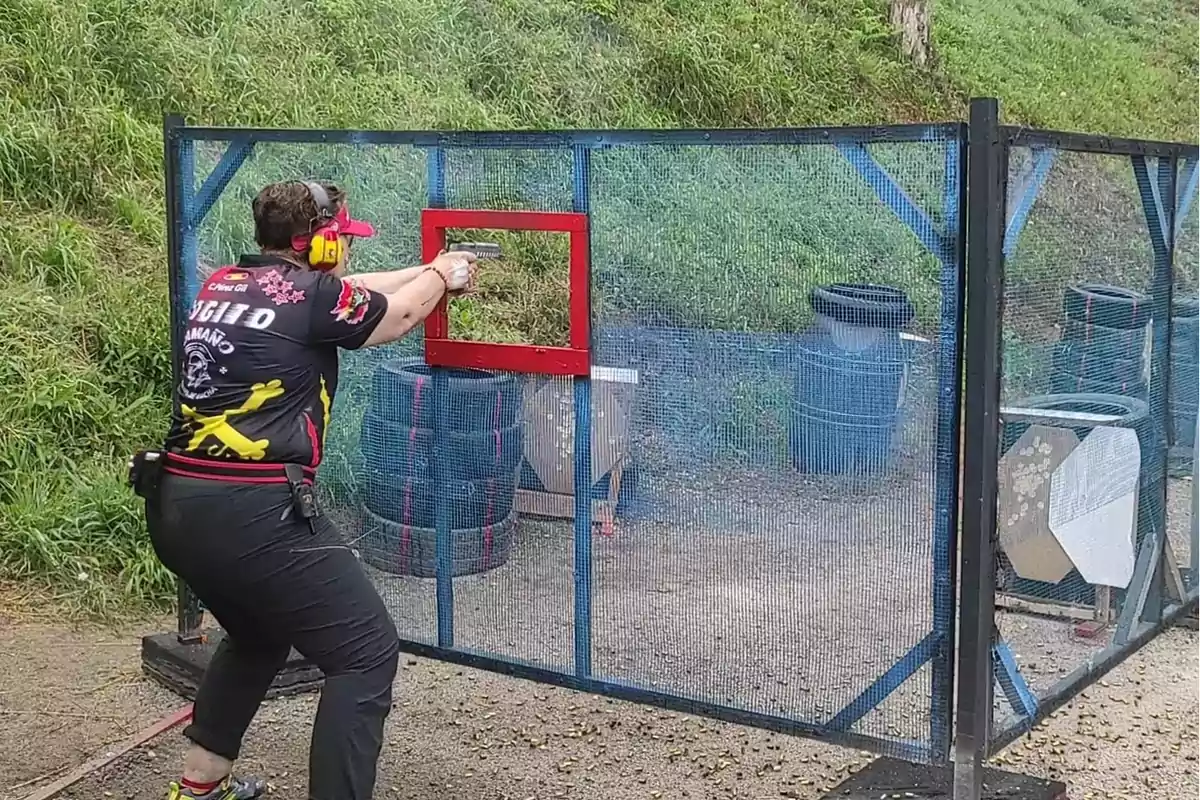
left=292, top=181, right=342, bottom=270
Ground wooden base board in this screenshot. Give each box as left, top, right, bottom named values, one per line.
left=820, top=756, right=1066, bottom=800
left=998, top=572, right=1196, bottom=630
left=995, top=593, right=1099, bottom=623
left=514, top=489, right=617, bottom=533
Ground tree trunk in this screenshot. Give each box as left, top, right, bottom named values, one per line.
left=890, top=0, right=933, bottom=68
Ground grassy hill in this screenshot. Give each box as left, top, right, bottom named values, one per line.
left=0, top=0, right=1196, bottom=615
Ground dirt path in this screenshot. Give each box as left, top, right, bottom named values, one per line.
left=0, top=613, right=1195, bottom=800
left=0, top=611, right=181, bottom=798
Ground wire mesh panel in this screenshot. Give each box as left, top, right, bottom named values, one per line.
left=1170, top=160, right=1198, bottom=589
left=587, top=134, right=962, bottom=758
left=170, top=125, right=966, bottom=763
left=182, top=139, right=437, bottom=643
left=990, top=143, right=1198, bottom=743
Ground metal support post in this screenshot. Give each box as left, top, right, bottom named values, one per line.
left=954, top=97, right=1007, bottom=800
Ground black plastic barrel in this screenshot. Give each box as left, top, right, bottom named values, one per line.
left=1052, top=284, right=1150, bottom=399
left=790, top=284, right=914, bottom=475
left=359, top=358, right=523, bottom=576
left=1169, top=296, right=1199, bottom=453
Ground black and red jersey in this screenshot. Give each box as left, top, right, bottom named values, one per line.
left=164, top=254, right=388, bottom=468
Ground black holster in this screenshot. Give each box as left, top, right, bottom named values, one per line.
left=284, top=463, right=319, bottom=531
left=128, top=450, right=166, bottom=500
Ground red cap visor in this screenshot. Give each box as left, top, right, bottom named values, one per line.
left=291, top=205, right=376, bottom=250
left=335, top=205, right=376, bottom=238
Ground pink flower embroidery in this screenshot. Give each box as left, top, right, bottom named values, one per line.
left=257, top=270, right=306, bottom=305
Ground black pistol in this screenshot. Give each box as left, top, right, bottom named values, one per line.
left=127, top=450, right=166, bottom=499
left=283, top=463, right=318, bottom=532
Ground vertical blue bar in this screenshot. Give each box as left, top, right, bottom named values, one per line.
left=571, top=143, right=593, bottom=678
left=1130, top=155, right=1174, bottom=627
left=1149, top=157, right=1177, bottom=623
left=433, top=366, right=453, bottom=648
left=930, top=135, right=965, bottom=761
left=427, top=147, right=454, bottom=649
left=179, top=143, right=199, bottom=308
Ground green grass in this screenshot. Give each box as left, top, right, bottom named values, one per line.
left=0, top=0, right=1195, bottom=616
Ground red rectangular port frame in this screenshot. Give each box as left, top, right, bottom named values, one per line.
left=421, top=208, right=591, bottom=376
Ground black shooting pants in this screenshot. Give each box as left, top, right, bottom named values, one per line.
left=146, top=473, right=400, bottom=800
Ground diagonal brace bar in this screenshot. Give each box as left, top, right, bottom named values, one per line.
left=1176, top=156, right=1198, bottom=241
left=826, top=632, right=939, bottom=731
left=1002, top=147, right=1057, bottom=258
left=1113, top=520, right=1164, bottom=645
left=836, top=143, right=952, bottom=267
left=1132, top=155, right=1170, bottom=259
left=992, top=639, right=1037, bottom=722
left=189, top=140, right=256, bottom=230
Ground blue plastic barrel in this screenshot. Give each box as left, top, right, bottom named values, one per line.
left=790, top=284, right=914, bottom=475
left=1169, top=296, right=1199, bottom=451
left=360, top=359, right=524, bottom=532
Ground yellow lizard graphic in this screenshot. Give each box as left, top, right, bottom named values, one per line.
left=319, top=375, right=332, bottom=449
left=181, top=380, right=285, bottom=460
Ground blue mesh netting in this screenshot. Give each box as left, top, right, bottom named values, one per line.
left=990, top=146, right=1199, bottom=741
left=175, top=128, right=965, bottom=761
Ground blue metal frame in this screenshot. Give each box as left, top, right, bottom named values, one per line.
left=929, top=135, right=967, bottom=761
left=827, top=632, right=939, bottom=732
left=158, top=110, right=1200, bottom=781
left=571, top=144, right=594, bottom=679
left=1176, top=155, right=1198, bottom=241
left=1002, top=147, right=1057, bottom=258
left=173, top=123, right=962, bottom=148
left=175, top=140, right=258, bottom=308
left=991, top=640, right=1038, bottom=722
left=164, top=119, right=969, bottom=766
left=828, top=135, right=966, bottom=763
left=427, top=147, right=455, bottom=649
left=165, top=116, right=206, bottom=643
left=1112, top=154, right=1178, bottom=644
left=835, top=142, right=955, bottom=262
left=193, top=141, right=256, bottom=232
left=989, top=150, right=1200, bottom=755
left=179, top=143, right=200, bottom=307
left=381, top=638, right=934, bottom=763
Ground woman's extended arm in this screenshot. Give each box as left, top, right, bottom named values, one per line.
left=360, top=253, right=476, bottom=347
left=350, top=266, right=426, bottom=294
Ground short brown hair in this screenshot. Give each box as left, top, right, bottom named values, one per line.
left=252, top=181, right=346, bottom=250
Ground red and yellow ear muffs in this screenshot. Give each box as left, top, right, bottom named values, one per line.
left=291, top=182, right=342, bottom=271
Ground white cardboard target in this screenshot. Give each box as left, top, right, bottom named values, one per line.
left=1049, top=425, right=1140, bottom=589
left=996, top=425, right=1079, bottom=583
left=521, top=368, right=637, bottom=495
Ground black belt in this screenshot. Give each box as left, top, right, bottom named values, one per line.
left=163, top=452, right=316, bottom=485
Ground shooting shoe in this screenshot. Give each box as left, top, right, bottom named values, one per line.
left=165, top=775, right=266, bottom=800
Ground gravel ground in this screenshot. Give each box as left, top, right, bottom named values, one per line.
left=0, top=610, right=181, bottom=799
left=1, top=460, right=1194, bottom=799
left=997, top=473, right=1196, bottom=717
left=31, top=627, right=1196, bottom=800
left=340, top=456, right=949, bottom=748
left=337, top=460, right=1196, bottom=751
